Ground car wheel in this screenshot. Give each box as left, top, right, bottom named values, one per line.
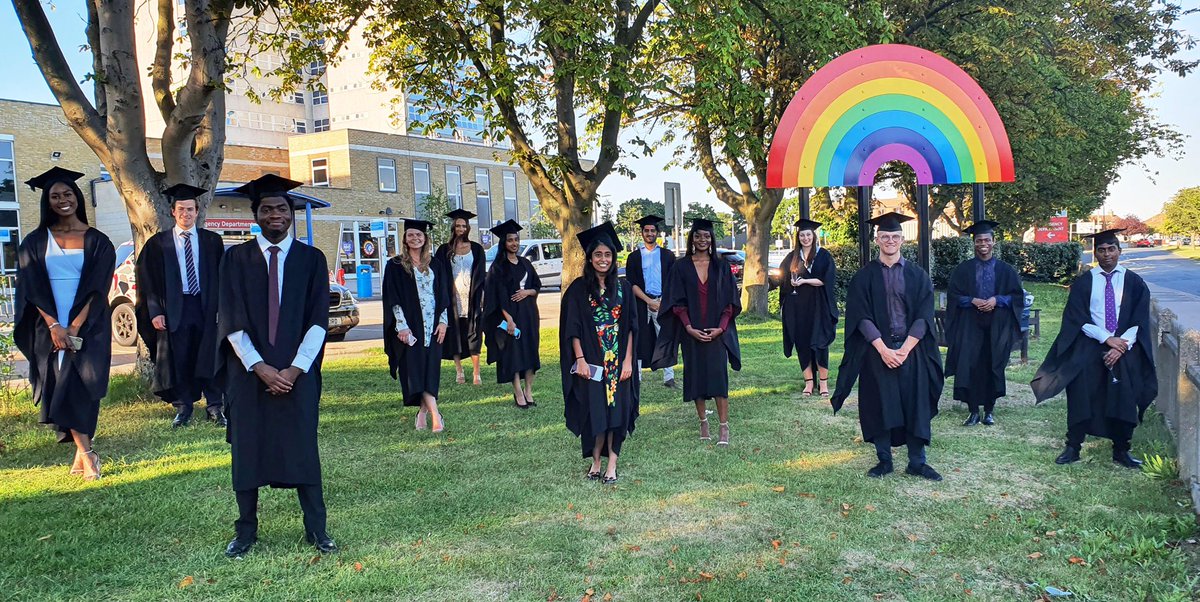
left=111, top=303, right=137, bottom=347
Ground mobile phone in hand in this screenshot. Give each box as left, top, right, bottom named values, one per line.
left=68, top=336, right=83, bottom=351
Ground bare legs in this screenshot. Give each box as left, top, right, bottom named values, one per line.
left=418, top=393, right=443, bottom=433
left=802, top=362, right=830, bottom=396
left=453, top=354, right=483, bottom=385
left=70, top=429, right=100, bottom=480
left=590, top=432, right=618, bottom=480
left=695, top=397, right=730, bottom=445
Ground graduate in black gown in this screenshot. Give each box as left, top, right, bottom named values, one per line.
left=383, top=218, right=451, bottom=433
left=483, top=220, right=542, bottom=408
left=779, top=219, right=838, bottom=396
left=135, top=184, right=227, bottom=429
left=218, top=175, right=336, bottom=557
left=945, top=220, right=1023, bottom=427
left=14, top=167, right=115, bottom=480
left=651, top=218, right=741, bottom=446
left=625, top=214, right=677, bottom=388
left=562, top=222, right=639, bottom=484
left=436, top=209, right=486, bottom=385
left=1032, top=229, right=1157, bottom=468
left=831, top=213, right=945, bottom=481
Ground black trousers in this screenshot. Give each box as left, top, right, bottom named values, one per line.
left=234, top=485, right=327, bottom=540
left=967, top=340, right=995, bottom=414
left=170, top=295, right=222, bottom=416
left=1066, top=420, right=1134, bottom=453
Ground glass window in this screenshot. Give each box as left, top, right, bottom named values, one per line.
left=314, top=118, right=330, bottom=132
left=312, top=90, right=328, bottom=105
left=0, top=209, right=19, bottom=274
left=0, top=141, right=14, bottom=205
left=378, top=158, right=397, bottom=192
left=311, top=158, right=329, bottom=186
left=293, top=91, right=305, bottom=104
left=294, top=119, right=307, bottom=134
left=542, top=242, right=562, bottom=260
left=523, top=245, right=539, bottom=261
left=308, top=59, right=326, bottom=76
left=503, top=170, right=518, bottom=221
left=474, top=167, right=491, bottom=234
left=445, top=165, right=462, bottom=209
left=413, top=161, right=431, bottom=213
left=529, top=183, right=539, bottom=217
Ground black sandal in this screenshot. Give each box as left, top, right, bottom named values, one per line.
left=586, top=470, right=601, bottom=480
left=514, top=394, right=529, bottom=410
left=602, top=474, right=619, bottom=485
left=819, top=378, right=830, bottom=397
left=802, top=378, right=814, bottom=396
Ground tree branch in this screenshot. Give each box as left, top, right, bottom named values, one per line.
left=86, top=0, right=107, bottom=122
left=151, top=0, right=177, bottom=121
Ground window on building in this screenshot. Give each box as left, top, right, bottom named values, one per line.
left=413, top=161, right=431, bottom=214
left=308, top=59, right=326, bottom=76
left=503, top=170, right=518, bottom=221
left=529, top=183, right=540, bottom=217
left=445, top=165, right=462, bottom=209
left=292, top=91, right=305, bottom=104
left=312, top=89, right=328, bottom=105
left=294, top=119, right=307, bottom=134
left=0, top=140, right=15, bottom=205
left=378, top=158, right=397, bottom=192
left=474, top=167, right=492, bottom=234
left=311, top=158, right=329, bottom=187
left=313, top=118, right=330, bottom=132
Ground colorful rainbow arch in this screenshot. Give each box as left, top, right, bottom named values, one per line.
left=766, top=44, right=1015, bottom=188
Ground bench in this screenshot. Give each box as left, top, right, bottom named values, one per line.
left=933, top=307, right=1041, bottom=364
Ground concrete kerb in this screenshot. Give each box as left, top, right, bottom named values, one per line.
left=1147, top=282, right=1200, bottom=512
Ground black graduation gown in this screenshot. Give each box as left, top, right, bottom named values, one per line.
left=382, top=257, right=452, bottom=406
left=483, top=256, right=541, bottom=382
left=218, top=239, right=329, bottom=491
left=14, top=228, right=115, bottom=442
left=624, top=245, right=676, bottom=365
left=1031, top=269, right=1157, bottom=437
left=831, top=261, right=944, bottom=446
left=651, top=255, right=742, bottom=401
left=134, top=228, right=224, bottom=401
left=436, top=242, right=485, bottom=359
left=561, top=279, right=640, bottom=457
left=945, top=258, right=1023, bottom=405
left=780, top=247, right=838, bottom=367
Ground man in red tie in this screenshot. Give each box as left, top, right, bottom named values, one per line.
left=1032, top=228, right=1157, bottom=468
left=219, top=174, right=336, bottom=557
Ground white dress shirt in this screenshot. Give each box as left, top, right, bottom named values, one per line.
left=173, top=225, right=200, bottom=294
left=226, top=234, right=327, bottom=373
left=1081, top=264, right=1138, bottom=348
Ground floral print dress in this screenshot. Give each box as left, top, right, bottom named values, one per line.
left=590, top=285, right=623, bottom=405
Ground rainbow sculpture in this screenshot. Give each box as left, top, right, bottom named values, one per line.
left=767, top=44, right=1015, bottom=188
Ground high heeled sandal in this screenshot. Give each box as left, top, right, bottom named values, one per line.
left=69, top=450, right=85, bottom=476
left=455, top=371, right=466, bottom=384
left=82, top=450, right=102, bottom=481
left=415, top=410, right=428, bottom=430
left=699, top=418, right=711, bottom=441
left=802, top=378, right=814, bottom=396
left=819, top=378, right=830, bottom=397
left=432, top=413, right=445, bottom=433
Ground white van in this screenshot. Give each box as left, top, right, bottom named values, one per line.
left=484, top=238, right=563, bottom=288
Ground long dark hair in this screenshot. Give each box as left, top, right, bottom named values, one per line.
left=686, top=228, right=715, bottom=258
left=583, top=239, right=619, bottom=302
left=37, top=180, right=90, bottom=230
left=449, top=218, right=471, bottom=247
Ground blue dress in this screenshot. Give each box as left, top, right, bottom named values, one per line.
left=46, top=235, right=84, bottom=368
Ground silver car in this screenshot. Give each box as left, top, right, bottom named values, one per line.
left=484, top=238, right=563, bottom=288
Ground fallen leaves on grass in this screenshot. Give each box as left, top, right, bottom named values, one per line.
left=37, top=534, right=52, bottom=541
left=1068, top=556, right=1087, bottom=566
left=771, top=540, right=781, bottom=550
left=178, top=576, right=194, bottom=588
left=581, top=587, right=595, bottom=602
left=308, top=555, right=321, bottom=566
left=771, top=486, right=785, bottom=493
left=1027, top=552, right=1043, bottom=559
left=698, top=572, right=715, bottom=581
left=353, top=562, right=363, bottom=572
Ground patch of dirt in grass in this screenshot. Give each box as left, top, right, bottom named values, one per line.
left=897, top=461, right=1046, bottom=509
left=841, top=548, right=920, bottom=579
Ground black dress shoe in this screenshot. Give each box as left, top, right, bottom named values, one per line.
left=225, top=537, right=255, bottom=557
left=1113, top=451, right=1144, bottom=469
left=172, top=412, right=191, bottom=428
left=962, top=412, right=980, bottom=427
left=209, top=411, right=228, bottom=427
left=663, top=378, right=677, bottom=389
left=1055, top=447, right=1081, bottom=465
left=981, top=412, right=996, bottom=426
left=866, top=461, right=893, bottom=478
left=306, top=533, right=338, bottom=554
left=905, top=463, right=943, bottom=481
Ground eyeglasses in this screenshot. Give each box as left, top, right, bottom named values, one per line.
left=878, top=234, right=903, bottom=243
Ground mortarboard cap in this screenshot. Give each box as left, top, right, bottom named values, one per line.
left=403, top=218, right=433, bottom=232
left=25, top=166, right=84, bottom=191
left=233, top=174, right=302, bottom=202
left=689, top=217, right=716, bottom=233
left=576, top=222, right=620, bottom=252
left=446, top=208, right=476, bottom=220
left=1085, top=228, right=1125, bottom=247
left=489, top=219, right=523, bottom=238
left=868, top=211, right=913, bottom=233
left=963, top=220, right=1000, bottom=237
left=162, top=183, right=207, bottom=201
left=635, top=215, right=665, bottom=227
left=793, top=218, right=822, bottom=231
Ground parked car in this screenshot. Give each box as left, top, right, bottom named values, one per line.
left=1134, top=239, right=1153, bottom=248
left=485, top=238, right=563, bottom=288
left=715, top=249, right=744, bottom=286
left=108, top=241, right=360, bottom=347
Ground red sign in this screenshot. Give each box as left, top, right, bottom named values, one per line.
left=1035, top=216, right=1069, bottom=243
left=205, top=218, right=255, bottom=230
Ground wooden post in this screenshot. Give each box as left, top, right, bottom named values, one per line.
left=916, top=184, right=931, bottom=273
left=799, top=188, right=811, bottom=220
left=857, top=186, right=872, bottom=267
left=972, top=183, right=985, bottom=223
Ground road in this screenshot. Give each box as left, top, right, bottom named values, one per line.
left=1119, top=247, right=1200, bottom=298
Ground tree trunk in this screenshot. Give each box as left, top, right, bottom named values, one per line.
left=553, top=201, right=594, bottom=289
left=741, top=209, right=773, bottom=315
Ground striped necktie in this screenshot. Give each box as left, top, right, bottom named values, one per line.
left=181, top=231, right=199, bottom=294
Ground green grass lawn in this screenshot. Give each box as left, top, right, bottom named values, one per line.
left=0, top=282, right=1196, bottom=601
left=1171, top=247, right=1200, bottom=261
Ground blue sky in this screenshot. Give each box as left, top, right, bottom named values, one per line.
left=1, top=3, right=1195, bottom=219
